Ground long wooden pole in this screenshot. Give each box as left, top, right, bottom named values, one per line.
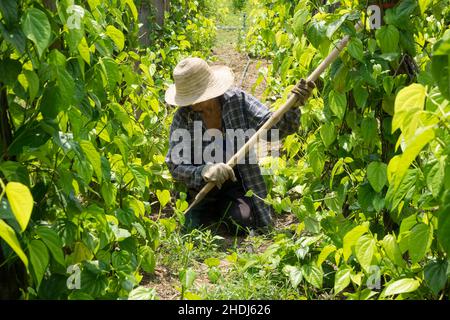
left=185, top=22, right=362, bottom=214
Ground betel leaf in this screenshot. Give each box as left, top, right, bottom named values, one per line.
left=78, top=37, right=91, bottom=65
left=36, top=227, right=65, bottom=267
left=367, top=161, right=387, bottom=193
left=383, top=278, right=420, bottom=297
left=0, top=161, right=30, bottom=186
left=29, top=239, right=50, bottom=288
left=343, top=223, right=369, bottom=261
left=292, top=9, right=309, bottom=37
left=0, top=219, right=28, bottom=267
left=426, top=160, right=445, bottom=198
left=437, top=191, right=450, bottom=256
left=301, top=263, right=323, bottom=289
left=329, top=90, right=347, bottom=120
left=408, top=223, right=433, bottom=264
left=347, top=38, right=364, bottom=62
left=156, top=189, right=171, bottom=208
left=361, top=116, right=377, bottom=146
left=424, top=259, right=448, bottom=296
left=382, top=234, right=406, bottom=268
left=352, top=84, right=368, bottom=109
left=80, top=140, right=102, bottom=183
left=180, top=268, right=197, bottom=290
left=334, top=267, right=351, bottom=295
left=392, top=127, right=435, bottom=189
left=21, top=8, right=52, bottom=57
left=392, top=83, right=426, bottom=136
left=128, top=286, right=156, bottom=300
left=105, top=25, right=125, bottom=51
left=355, top=234, right=376, bottom=272
left=0, top=0, right=18, bottom=25
left=5, top=182, right=33, bottom=232
left=317, top=245, right=336, bottom=266
left=375, top=25, right=399, bottom=54
left=0, top=58, right=21, bottom=86
left=320, top=122, right=336, bottom=148
left=283, top=265, right=303, bottom=288
left=23, top=70, right=39, bottom=101
left=139, top=245, right=156, bottom=274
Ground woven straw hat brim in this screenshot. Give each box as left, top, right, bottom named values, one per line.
left=165, top=65, right=234, bottom=107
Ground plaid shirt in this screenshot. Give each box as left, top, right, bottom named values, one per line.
left=165, top=87, right=301, bottom=227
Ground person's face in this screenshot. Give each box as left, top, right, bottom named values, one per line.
left=191, top=98, right=219, bottom=113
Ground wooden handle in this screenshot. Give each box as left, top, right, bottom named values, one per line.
left=185, top=21, right=362, bottom=214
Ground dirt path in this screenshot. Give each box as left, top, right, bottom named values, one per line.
left=143, top=14, right=279, bottom=301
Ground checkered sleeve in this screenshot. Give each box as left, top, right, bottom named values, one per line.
left=165, top=108, right=205, bottom=190
left=242, top=90, right=301, bottom=139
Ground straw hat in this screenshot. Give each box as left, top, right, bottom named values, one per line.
left=165, top=57, right=235, bottom=107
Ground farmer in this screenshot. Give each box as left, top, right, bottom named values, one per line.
left=165, top=57, right=314, bottom=233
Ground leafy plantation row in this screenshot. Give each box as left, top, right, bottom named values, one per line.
left=0, top=0, right=215, bottom=299
left=241, top=0, right=450, bottom=298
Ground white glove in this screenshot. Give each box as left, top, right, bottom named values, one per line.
left=201, top=163, right=237, bottom=189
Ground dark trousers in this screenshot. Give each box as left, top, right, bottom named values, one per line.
left=185, top=180, right=254, bottom=233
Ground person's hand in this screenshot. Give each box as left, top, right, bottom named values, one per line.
left=201, top=163, right=237, bottom=189
left=291, top=79, right=315, bottom=106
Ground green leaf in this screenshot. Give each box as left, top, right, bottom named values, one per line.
left=320, top=123, right=336, bottom=148
left=36, top=227, right=65, bottom=267
left=383, top=278, right=420, bottom=297
left=392, top=127, right=435, bottom=189
left=100, top=58, right=120, bottom=91
left=367, top=162, right=387, bottom=193
left=180, top=268, right=197, bottom=290
left=334, top=267, right=351, bottom=295
left=21, top=8, right=52, bottom=57
left=361, top=116, right=377, bottom=146
left=156, top=189, right=171, bottom=208
left=283, top=265, right=303, bottom=288
left=128, top=286, right=156, bottom=300
left=433, top=30, right=450, bottom=55
left=0, top=161, right=30, bottom=186
left=139, top=246, right=155, bottom=274
left=0, top=58, right=21, bottom=86
left=426, top=160, right=445, bottom=198
left=431, top=52, right=450, bottom=100
left=204, top=257, right=221, bottom=268
left=347, top=38, right=364, bottom=62
left=382, top=234, right=406, bottom=268
left=23, top=70, right=40, bottom=101
left=5, top=182, right=33, bottom=232
left=29, top=239, right=49, bottom=288
left=418, top=0, right=432, bottom=15
left=343, top=223, right=369, bottom=261
left=408, top=223, right=432, bottom=263
left=105, top=25, right=125, bottom=51
left=317, top=244, right=336, bottom=266
left=392, top=83, right=426, bottom=136
left=437, top=191, right=450, bottom=256
left=329, top=90, right=347, bottom=120
left=375, top=25, right=399, bottom=54
left=78, top=37, right=91, bottom=65
left=301, top=263, right=323, bottom=289
left=0, top=0, right=18, bottom=25
left=355, top=234, right=376, bottom=272
left=352, top=84, right=368, bottom=109
left=80, top=140, right=102, bottom=183
left=0, top=219, right=28, bottom=267
left=293, top=9, right=309, bottom=37
left=424, top=260, right=448, bottom=296
left=326, top=14, right=348, bottom=39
